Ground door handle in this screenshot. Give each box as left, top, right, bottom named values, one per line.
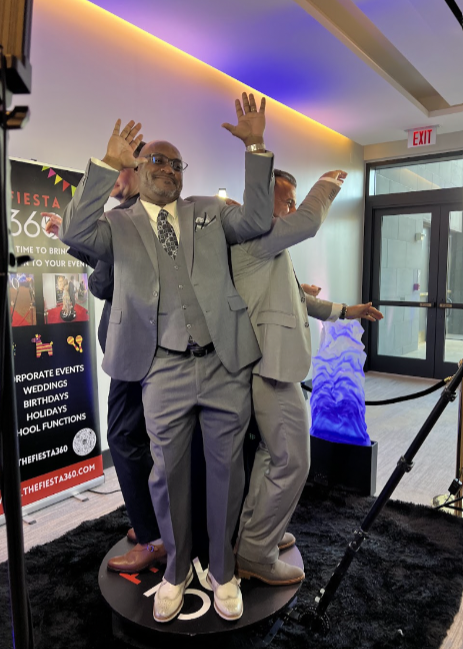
left=419, top=302, right=434, bottom=307
left=439, top=303, right=453, bottom=308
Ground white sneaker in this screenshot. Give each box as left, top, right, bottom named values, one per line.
left=153, top=565, right=193, bottom=623
left=207, top=571, right=243, bottom=621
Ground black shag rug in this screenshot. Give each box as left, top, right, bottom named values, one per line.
left=1, top=485, right=463, bottom=649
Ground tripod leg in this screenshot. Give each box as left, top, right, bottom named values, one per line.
left=302, top=364, right=463, bottom=632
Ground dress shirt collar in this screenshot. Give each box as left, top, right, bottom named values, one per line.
left=141, top=199, right=178, bottom=223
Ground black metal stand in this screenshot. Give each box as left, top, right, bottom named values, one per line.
left=434, top=494, right=463, bottom=513
left=0, top=52, right=34, bottom=649
left=299, top=362, right=463, bottom=634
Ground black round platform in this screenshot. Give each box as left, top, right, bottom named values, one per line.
left=99, top=538, right=303, bottom=642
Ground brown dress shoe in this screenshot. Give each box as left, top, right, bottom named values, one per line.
left=237, top=554, right=304, bottom=585
left=126, top=528, right=138, bottom=544
left=107, top=542, right=167, bottom=573
left=234, top=531, right=296, bottom=556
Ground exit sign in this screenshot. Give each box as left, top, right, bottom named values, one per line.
left=407, top=125, right=437, bottom=148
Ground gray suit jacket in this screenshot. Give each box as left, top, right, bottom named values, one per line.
left=60, top=154, right=274, bottom=381
left=231, top=178, right=341, bottom=383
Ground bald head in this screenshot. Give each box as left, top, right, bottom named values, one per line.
left=137, top=140, right=184, bottom=206
left=139, top=140, right=181, bottom=160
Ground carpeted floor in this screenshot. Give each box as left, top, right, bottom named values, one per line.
left=1, top=485, right=463, bottom=649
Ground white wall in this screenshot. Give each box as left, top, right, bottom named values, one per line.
left=9, top=0, right=365, bottom=448
left=364, top=130, right=463, bottom=162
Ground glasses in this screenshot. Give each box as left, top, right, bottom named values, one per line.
left=142, top=154, right=188, bottom=172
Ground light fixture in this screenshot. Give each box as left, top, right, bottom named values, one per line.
left=217, top=188, right=227, bottom=199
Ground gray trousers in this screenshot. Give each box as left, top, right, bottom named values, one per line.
left=141, top=349, right=251, bottom=585
left=237, top=375, right=310, bottom=564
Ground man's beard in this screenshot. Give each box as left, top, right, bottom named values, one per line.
left=151, top=177, right=181, bottom=201
left=156, top=185, right=179, bottom=200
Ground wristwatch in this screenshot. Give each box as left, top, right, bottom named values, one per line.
left=246, top=143, right=266, bottom=153
left=339, top=303, right=348, bottom=319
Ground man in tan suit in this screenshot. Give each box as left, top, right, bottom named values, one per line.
left=232, top=168, right=382, bottom=585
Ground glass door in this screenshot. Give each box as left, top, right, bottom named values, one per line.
left=370, top=207, right=439, bottom=378
left=364, top=153, right=463, bottom=379
left=435, top=206, right=463, bottom=377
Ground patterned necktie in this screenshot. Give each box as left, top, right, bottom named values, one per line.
left=157, top=208, right=178, bottom=260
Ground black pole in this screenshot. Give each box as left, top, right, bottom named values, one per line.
left=304, top=363, right=463, bottom=629
left=0, top=54, right=34, bottom=649
left=443, top=0, right=463, bottom=29
left=0, top=302, right=33, bottom=649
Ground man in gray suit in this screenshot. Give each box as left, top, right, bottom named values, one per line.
left=57, top=93, right=274, bottom=623
left=232, top=168, right=382, bottom=585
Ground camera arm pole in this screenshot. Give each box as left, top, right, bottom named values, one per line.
left=0, top=55, right=34, bottom=649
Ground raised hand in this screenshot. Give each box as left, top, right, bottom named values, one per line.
left=102, top=119, right=144, bottom=171
left=320, top=170, right=348, bottom=184
left=301, top=283, right=322, bottom=297
left=222, top=92, right=266, bottom=148
left=42, top=211, right=62, bottom=236
left=346, top=302, right=383, bottom=322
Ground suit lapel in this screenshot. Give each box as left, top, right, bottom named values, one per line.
left=287, top=250, right=301, bottom=288
left=128, top=200, right=159, bottom=271
left=177, top=198, right=194, bottom=276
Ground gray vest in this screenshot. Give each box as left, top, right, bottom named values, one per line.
left=154, top=235, right=212, bottom=350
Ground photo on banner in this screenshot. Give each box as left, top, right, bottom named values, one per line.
left=0, top=159, right=103, bottom=517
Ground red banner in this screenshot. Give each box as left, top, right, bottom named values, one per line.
left=0, top=456, right=103, bottom=514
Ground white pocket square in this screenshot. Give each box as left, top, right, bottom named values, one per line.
left=195, top=214, right=217, bottom=230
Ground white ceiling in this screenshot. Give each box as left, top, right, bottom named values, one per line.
left=90, top=0, right=463, bottom=146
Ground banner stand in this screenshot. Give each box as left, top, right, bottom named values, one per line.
left=0, top=474, right=104, bottom=527
left=1, top=158, right=104, bottom=523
